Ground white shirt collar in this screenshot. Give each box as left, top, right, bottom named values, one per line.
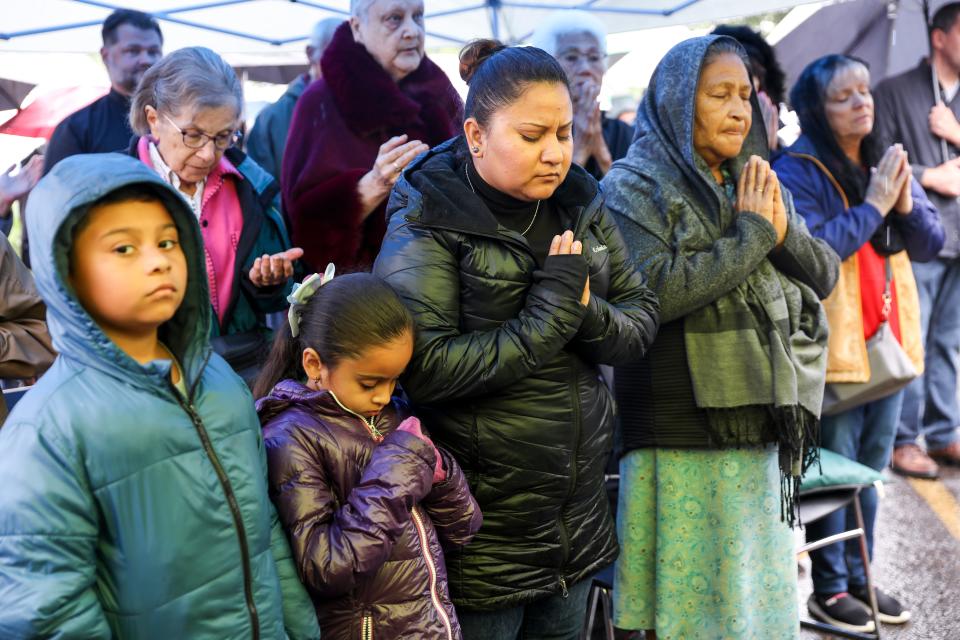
left=148, top=141, right=205, bottom=218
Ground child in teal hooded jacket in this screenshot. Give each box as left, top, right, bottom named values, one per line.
left=0, top=153, right=320, bottom=640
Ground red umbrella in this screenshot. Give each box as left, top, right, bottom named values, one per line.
left=0, top=85, right=108, bottom=139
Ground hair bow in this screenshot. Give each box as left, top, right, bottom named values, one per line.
left=287, top=263, right=335, bottom=337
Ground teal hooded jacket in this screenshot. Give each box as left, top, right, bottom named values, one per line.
left=0, top=154, right=320, bottom=639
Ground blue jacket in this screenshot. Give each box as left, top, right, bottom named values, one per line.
left=0, top=154, right=320, bottom=639
left=774, top=135, right=943, bottom=262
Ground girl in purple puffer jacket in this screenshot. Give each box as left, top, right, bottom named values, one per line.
left=254, top=268, right=482, bottom=640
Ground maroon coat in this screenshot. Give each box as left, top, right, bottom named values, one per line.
left=258, top=381, right=481, bottom=640
left=281, top=22, right=463, bottom=271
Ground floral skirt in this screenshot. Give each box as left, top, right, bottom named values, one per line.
left=612, top=447, right=799, bottom=640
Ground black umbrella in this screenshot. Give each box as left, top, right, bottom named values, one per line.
left=0, top=77, right=35, bottom=111
left=774, top=0, right=952, bottom=91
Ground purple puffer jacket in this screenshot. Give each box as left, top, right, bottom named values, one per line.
left=257, top=380, right=482, bottom=640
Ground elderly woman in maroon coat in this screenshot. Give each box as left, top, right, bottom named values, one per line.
left=281, top=0, right=463, bottom=271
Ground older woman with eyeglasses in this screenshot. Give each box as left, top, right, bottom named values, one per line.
left=531, top=10, right=634, bottom=179
left=129, top=46, right=302, bottom=382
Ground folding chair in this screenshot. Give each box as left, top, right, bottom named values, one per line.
left=581, top=473, right=620, bottom=640
left=798, top=448, right=885, bottom=640
left=582, top=564, right=616, bottom=640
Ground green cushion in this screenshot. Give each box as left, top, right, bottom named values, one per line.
left=800, top=448, right=885, bottom=492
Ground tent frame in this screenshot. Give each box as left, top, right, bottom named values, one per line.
left=0, top=0, right=706, bottom=47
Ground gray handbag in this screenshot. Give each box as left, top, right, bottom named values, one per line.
left=821, top=259, right=918, bottom=416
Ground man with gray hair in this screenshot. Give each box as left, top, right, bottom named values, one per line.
left=531, top=10, right=634, bottom=180
left=246, top=17, right=341, bottom=183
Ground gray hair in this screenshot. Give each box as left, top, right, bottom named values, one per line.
left=350, top=0, right=376, bottom=20
left=530, top=10, right=607, bottom=57
left=309, top=17, right=342, bottom=50
left=129, top=46, right=242, bottom=135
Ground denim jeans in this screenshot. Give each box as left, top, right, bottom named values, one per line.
left=807, top=390, right=903, bottom=595
left=458, top=576, right=593, bottom=640
left=896, top=259, right=960, bottom=449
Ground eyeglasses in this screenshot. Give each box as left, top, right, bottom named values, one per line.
left=163, top=113, right=240, bottom=150
left=558, top=49, right=607, bottom=68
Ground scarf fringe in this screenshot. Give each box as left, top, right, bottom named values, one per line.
left=703, top=405, right=820, bottom=528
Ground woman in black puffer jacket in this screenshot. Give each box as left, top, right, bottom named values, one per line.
left=374, top=40, right=659, bottom=639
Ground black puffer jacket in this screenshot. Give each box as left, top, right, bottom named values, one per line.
left=374, top=138, right=660, bottom=611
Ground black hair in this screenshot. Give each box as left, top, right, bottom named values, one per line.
left=102, top=9, right=163, bottom=47
left=459, top=39, right=570, bottom=127
left=789, top=54, right=882, bottom=205
left=711, top=25, right=787, bottom=105
left=931, top=2, right=960, bottom=42
left=253, top=273, right=416, bottom=399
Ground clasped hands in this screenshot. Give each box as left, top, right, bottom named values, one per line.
left=736, top=155, right=788, bottom=247
left=865, top=144, right=913, bottom=217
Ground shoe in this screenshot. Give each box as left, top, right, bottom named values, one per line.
left=849, top=584, right=911, bottom=624
left=891, top=444, right=939, bottom=479
left=928, top=441, right=960, bottom=467
left=808, top=593, right=876, bottom=633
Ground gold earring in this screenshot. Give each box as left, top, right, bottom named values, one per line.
left=472, top=146, right=480, bottom=153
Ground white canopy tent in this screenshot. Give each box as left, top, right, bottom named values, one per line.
left=2, top=0, right=822, bottom=63
left=0, top=0, right=821, bottom=166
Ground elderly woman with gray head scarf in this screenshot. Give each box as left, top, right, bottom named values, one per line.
left=531, top=10, right=634, bottom=180
left=601, top=35, right=840, bottom=638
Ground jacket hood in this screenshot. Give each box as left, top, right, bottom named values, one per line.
left=256, top=379, right=404, bottom=432
left=285, top=74, right=309, bottom=101
left=392, top=136, right=602, bottom=237
left=256, top=379, right=342, bottom=423
left=624, top=36, right=768, bottom=210
left=26, top=153, right=211, bottom=395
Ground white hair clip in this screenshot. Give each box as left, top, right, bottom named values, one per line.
left=286, top=263, right=336, bottom=337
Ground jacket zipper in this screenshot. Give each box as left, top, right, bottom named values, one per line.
left=329, top=391, right=384, bottom=441
left=555, top=367, right=582, bottom=596
left=411, top=507, right=454, bottom=640
left=361, top=610, right=373, bottom=640
left=177, top=398, right=260, bottom=639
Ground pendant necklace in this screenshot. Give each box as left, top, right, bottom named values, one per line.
left=465, top=164, right=540, bottom=235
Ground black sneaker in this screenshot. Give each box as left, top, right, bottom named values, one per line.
left=850, top=585, right=911, bottom=624
left=808, top=592, right=876, bottom=633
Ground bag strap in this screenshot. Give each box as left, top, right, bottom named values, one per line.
left=881, top=257, right=893, bottom=322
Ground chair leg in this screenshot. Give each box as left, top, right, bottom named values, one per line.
left=853, top=489, right=882, bottom=639
left=599, top=586, right=615, bottom=640
left=582, top=584, right=601, bottom=640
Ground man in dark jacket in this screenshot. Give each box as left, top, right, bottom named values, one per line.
left=246, top=18, right=340, bottom=184
left=874, top=2, right=960, bottom=478
left=43, top=9, right=162, bottom=175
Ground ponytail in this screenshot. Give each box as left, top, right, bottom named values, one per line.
left=252, top=320, right=302, bottom=400
left=252, top=272, right=415, bottom=399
